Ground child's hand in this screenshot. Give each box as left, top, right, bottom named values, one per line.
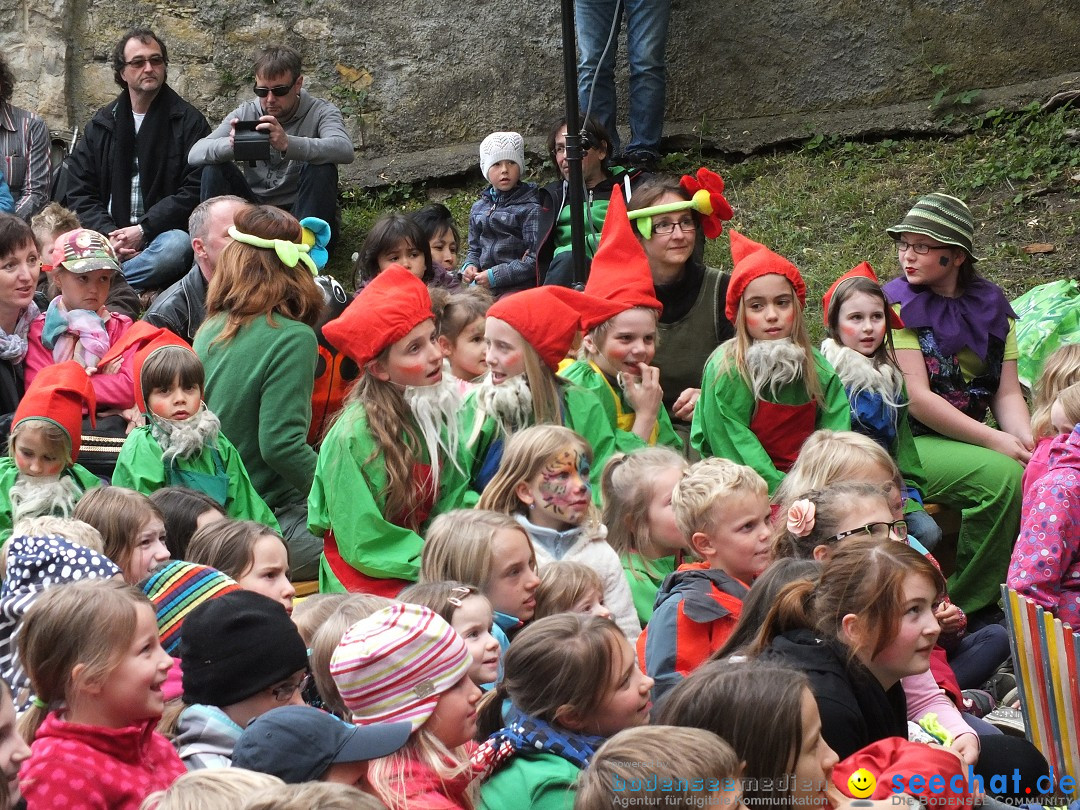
left=622, top=363, right=662, bottom=418
left=462, top=265, right=480, bottom=283
left=671, top=387, right=700, bottom=421
left=474, top=273, right=491, bottom=288
left=934, top=602, right=963, bottom=633
left=98, top=356, right=123, bottom=376
left=949, top=733, right=980, bottom=766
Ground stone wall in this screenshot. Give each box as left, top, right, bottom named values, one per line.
left=3, top=0, right=1079, bottom=181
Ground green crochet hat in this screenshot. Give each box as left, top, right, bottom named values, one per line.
left=886, top=193, right=982, bottom=262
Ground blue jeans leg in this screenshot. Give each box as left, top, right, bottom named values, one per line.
left=121, top=229, right=193, bottom=290
left=575, top=0, right=622, bottom=154
left=623, top=0, right=670, bottom=155
left=905, top=507, right=943, bottom=552
left=947, top=623, right=1011, bottom=690
left=293, top=163, right=340, bottom=254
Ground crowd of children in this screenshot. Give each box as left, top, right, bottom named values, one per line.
left=0, top=149, right=1070, bottom=810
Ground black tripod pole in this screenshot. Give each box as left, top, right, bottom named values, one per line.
left=560, top=0, right=588, bottom=289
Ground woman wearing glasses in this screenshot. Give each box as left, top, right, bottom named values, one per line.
left=882, top=193, right=1030, bottom=618
left=626, top=177, right=735, bottom=427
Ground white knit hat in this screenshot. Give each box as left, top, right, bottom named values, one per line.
left=479, top=131, right=525, bottom=181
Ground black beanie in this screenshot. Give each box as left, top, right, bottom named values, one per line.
left=179, top=590, right=308, bottom=707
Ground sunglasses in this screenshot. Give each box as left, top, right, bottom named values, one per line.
left=253, top=81, right=296, bottom=98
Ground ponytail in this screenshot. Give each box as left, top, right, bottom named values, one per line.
left=476, top=681, right=511, bottom=739
left=746, top=578, right=816, bottom=656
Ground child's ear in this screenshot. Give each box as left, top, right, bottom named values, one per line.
left=367, top=359, right=391, bottom=383
left=514, top=481, right=535, bottom=508
left=436, top=335, right=452, bottom=357
left=812, top=545, right=831, bottom=562
left=70, top=663, right=103, bottom=697
left=839, top=612, right=863, bottom=648
left=690, top=530, right=715, bottom=558
left=581, top=333, right=600, bottom=357
left=554, top=703, right=587, bottom=732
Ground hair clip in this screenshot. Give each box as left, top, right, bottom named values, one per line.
left=30, top=695, right=48, bottom=709
left=228, top=226, right=318, bottom=275
left=447, top=585, right=472, bottom=608
left=786, top=499, right=816, bottom=538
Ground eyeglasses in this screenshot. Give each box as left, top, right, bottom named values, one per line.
left=271, top=672, right=312, bottom=702
left=123, top=55, right=166, bottom=69
left=653, top=218, right=697, bottom=235
left=254, top=81, right=297, bottom=98
left=829, top=520, right=908, bottom=544
left=894, top=240, right=952, bottom=255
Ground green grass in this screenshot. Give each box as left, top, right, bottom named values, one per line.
left=331, top=103, right=1080, bottom=343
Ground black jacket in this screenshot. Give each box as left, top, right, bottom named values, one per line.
left=760, top=629, right=908, bottom=760
left=142, top=264, right=208, bottom=344
left=64, top=86, right=209, bottom=239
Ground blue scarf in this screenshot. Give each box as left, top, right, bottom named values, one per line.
left=481, top=705, right=606, bottom=770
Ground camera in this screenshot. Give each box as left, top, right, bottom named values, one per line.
left=234, top=120, right=271, bottom=163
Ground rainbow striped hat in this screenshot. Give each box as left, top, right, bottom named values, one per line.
left=141, top=561, right=241, bottom=654
left=330, top=603, right=470, bottom=732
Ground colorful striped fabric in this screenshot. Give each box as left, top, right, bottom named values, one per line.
left=141, top=561, right=239, bottom=653
left=331, top=603, right=469, bottom=732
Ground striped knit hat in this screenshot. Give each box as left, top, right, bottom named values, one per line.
left=140, top=561, right=240, bottom=654
left=885, top=192, right=981, bottom=262
left=330, top=603, right=470, bottom=732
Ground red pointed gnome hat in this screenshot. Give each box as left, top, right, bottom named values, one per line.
left=323, top=264, right=433, bottom=367
left=582, top=186, right=662, bottom=332
left=821, top=261, right=904, bottom=330
left=14, top=361, right=96, bottom=460
left=97, top=322, right=191, bottom=412
left=488, top=287, right=584, bottom=372
left=725, top=229, right=807, bottom=323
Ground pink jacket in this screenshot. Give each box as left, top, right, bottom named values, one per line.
left=20, top=713, right=185, bottom=810
left=902, top=669, right=978, bottom=750
left=1010, top=428, right=1080, bottom=627
left=25, top=311, right=136, bottom=411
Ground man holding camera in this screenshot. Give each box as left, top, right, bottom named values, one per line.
left=188, top=45, right=353, bottom=236
left=64, top=28, right=210, bottom=290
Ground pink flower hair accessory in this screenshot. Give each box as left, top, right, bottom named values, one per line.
left=679, top=167, right=734, bottom=239
left=787, top=499, right=816, bottom=537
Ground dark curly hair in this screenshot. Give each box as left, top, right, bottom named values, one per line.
left=111, top=28, right=168, bottom=89
left=0, top=54, right=13, bottom=104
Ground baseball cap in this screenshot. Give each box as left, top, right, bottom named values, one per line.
left=232, top=705, right=412, bottom=783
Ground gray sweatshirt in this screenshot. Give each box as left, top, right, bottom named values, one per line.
left=188, top=89, right=354, bottom=206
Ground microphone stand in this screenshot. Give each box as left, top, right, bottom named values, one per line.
left=560, top=0, right=588, bottom=289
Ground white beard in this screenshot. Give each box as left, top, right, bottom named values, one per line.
left=403, top=378, right=463, bottom=484
left=472, top=372, right=533, bottom=438
left=149, top=404, right=221, bottom=464
left=820, top=338, right=905, bottom=406
left=9, top=474, right=84, bottom=523
left=745, top=338, right=807, bottom=400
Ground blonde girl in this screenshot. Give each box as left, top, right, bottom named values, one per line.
left=533, top=561, right=611, bottom=621
left=821, top=263, right=940, bottom=549
left=476, top=425, right=639, bottom=639
left=476, top=614, right=654, bottom=810
left=18, top=579, right=184, bottom=809
left=185, top=520, right=295, bottom=615
left=399, top=581, right=501, bottom=686
left=601, top=447, right=689, bottom=624
left=310, top=265, right=473, bottom=596
left=430, top=286, right=491, bottom=391
left=308, top=595, right=392, bottom=720
left=1026, top=343, right=1080, bottom=488
left=330, top=603, right=482, bottom=810
left=0, top=361, right=100, bottom=536
left=691, top=231, right=849, bottom=494
left=73, top=486, right=170, bottom=584
left=140, top=769, right=284, bottom=810
left=289, top=593, right=347, bottom=646
left=421, top=509, right=541, bottom=643
left=458, top=284, right=618, bottom=494
left=559, top=188, right=681, bottom=451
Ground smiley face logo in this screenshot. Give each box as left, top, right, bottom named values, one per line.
left=847, top=768, right=876, bottom=799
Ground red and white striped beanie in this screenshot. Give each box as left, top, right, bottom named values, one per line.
left=330, top=603, right=470, bottom=732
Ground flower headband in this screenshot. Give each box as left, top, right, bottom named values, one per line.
left=626, top=166, right=734, bottom=239
left=228, top=225, right=318, bottom=275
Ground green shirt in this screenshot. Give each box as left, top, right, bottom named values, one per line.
left=479, top=752, right=579, bottom=810
left=194, top=313, right=318, bottom=511
left=112, top=427, right=279, bottom=529
left=559, top=359, right=683, bottom=453
left=622, top=552, right=678, bottom=625
left=0, top=458, right=101, bottom=540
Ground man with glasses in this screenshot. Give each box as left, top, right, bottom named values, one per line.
left=189, top=45, right=353, bottom=239
left=63, top=28, right=209, bottom=291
